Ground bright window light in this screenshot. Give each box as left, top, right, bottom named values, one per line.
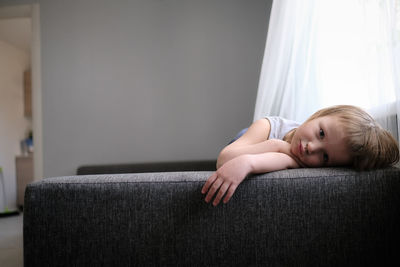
left=314, top=0, right=397, bottom=110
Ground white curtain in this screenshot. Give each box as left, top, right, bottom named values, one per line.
left=254, top=0, right=400, bottom=141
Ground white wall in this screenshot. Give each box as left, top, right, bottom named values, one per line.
left=0, top=39, right=31, bottom=210
left=1, top=0, right=272, bottom=178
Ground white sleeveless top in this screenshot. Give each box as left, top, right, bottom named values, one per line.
left=229, top=116, right=300, bottom=144
left=266, top=116, right=300, bottom=140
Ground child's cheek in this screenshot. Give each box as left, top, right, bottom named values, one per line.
left=304, top=156, right=321, bottom=167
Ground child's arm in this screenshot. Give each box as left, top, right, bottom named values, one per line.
left=217, top=139, right=286, bottom=168
left=202, top=152, right=299, bottom=206
left=217, top=119, right=274, bottom=168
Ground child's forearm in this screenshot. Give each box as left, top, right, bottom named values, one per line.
left=217, top=139, right=288, bottom=169
left=246, top=152, right=299, bottom=173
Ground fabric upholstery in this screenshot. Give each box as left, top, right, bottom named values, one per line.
left=76, top=160, right=216, bottom=175
left=24, top=168, right=400, bottom=266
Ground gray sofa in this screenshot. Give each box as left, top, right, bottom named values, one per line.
left=24, top=167, right=400, bottom=266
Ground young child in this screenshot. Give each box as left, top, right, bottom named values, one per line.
left=201, top=105, right=400, bottom=206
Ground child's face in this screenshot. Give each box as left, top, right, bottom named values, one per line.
left=290, top=116, right=352, bottom=167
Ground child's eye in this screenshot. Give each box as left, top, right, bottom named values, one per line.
left=323, top=153, right=329, bottom=163
left=319, top=129, right=325, bottom=139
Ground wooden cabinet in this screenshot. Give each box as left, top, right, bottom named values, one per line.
left=16, top=155, right=33, bottom=208
left=24, top=69, right=32, bottom=117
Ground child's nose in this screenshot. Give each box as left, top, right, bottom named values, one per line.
left=307, top=142, right=322, bottom=154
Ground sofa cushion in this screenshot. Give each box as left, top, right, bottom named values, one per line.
left=24, top=167, right=400, bottom=266
left=76, top=160, right=217, bottom=175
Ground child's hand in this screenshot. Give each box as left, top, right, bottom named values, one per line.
left=201, top=155, right=252, bottom=206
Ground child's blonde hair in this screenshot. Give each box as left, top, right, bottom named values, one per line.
left=284, top=105, right=399, bottom=170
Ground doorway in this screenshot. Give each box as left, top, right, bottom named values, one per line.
left=0, top=4, right=41, bottom=211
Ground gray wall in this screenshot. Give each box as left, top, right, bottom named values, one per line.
left=1, top=0, right=272, bottom=177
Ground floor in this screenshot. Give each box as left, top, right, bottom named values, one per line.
left=0, top=213, right=23, bottom=267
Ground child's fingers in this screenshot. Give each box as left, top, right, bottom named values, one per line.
left=205, top=177, right=223, bottom=203
left=201, top=172, right=217, bottom=194
left=213, top=182, right=230, bottom=206
left=223, top=184, right=238, bottom=204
